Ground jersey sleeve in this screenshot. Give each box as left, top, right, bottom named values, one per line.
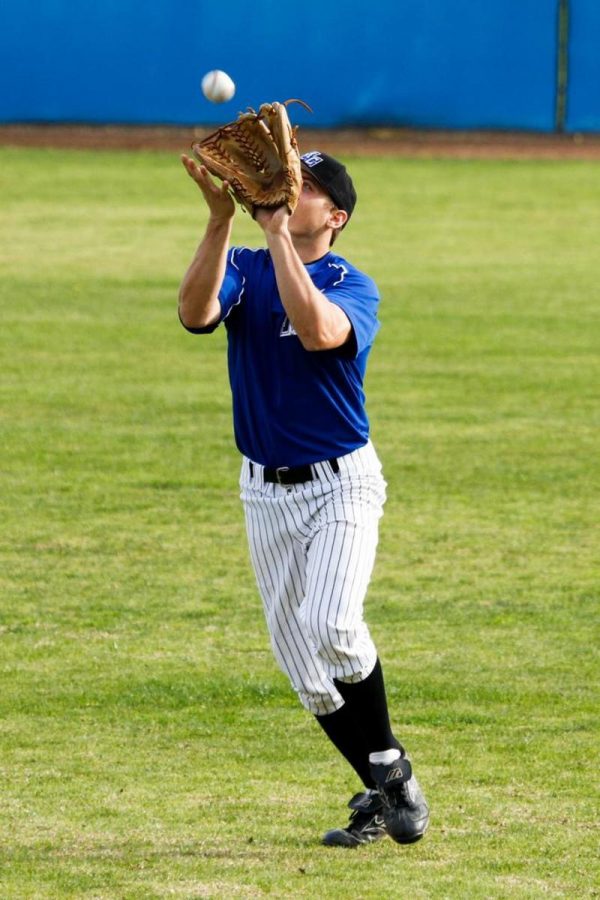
left=322, top=265, right=380, bottom=357
left=179, top=246, right=248, bottom=334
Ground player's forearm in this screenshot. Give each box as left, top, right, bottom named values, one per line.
left=178, top=218, right=233, bottom=328
left=265, top=231, right=350, bottom=351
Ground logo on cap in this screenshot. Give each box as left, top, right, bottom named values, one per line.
left=301, top=152, right=324, bottom=168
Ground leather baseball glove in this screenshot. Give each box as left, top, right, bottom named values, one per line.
left=191, top=100, right=310, bottom=217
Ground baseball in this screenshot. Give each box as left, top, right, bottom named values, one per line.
left=201, top=70, right=236, bottom=104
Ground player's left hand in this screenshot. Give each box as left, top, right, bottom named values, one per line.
left=181, top=155, right=236, bottom=222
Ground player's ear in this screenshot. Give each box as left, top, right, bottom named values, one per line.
left=328, top=208, right=348, bottom=231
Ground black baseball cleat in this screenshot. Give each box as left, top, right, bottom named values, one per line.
left=370, top=754, right=430, bottom=844
left=322, top=789, right=388, bottom=848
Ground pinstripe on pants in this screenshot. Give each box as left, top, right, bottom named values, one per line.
left=240, top=441, right=387, bottom=715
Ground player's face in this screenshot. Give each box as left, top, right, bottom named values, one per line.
left=289, top=172, right=337, bottom=237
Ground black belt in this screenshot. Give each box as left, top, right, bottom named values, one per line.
left=251, top=458, right=340, bottom=485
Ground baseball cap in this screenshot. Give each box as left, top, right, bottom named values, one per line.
left=300, top=151, right=357, bottom=220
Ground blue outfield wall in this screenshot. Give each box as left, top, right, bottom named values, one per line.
left=566, top=0, right=600, bottom=131
left=0, top=0, right=597, bottom=132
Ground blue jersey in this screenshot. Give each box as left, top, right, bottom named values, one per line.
left=186, top=247, right=380, bottom=467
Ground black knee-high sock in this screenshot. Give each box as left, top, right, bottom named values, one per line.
left=315, top=659, right=401, bottom=789
left=334, top=658, right=401, bottom=755
left=315, top=703, right=375, bottom=789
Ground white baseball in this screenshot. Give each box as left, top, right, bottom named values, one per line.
left=201, top=70, right=236, bottom=104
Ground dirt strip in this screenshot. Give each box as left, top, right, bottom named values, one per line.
left=1, top=123, right=600, bottom=159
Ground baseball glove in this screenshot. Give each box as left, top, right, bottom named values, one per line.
left=191, top=100, right=310, bottom=216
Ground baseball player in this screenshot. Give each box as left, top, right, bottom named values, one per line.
left=179, top=148, right=429, bottom=847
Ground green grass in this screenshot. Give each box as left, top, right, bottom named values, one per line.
left=0, top=145, right=598, bottom=898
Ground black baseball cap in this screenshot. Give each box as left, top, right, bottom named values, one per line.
left=300, top=151, right=357, bottom=221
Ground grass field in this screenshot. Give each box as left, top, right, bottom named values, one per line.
left=0, top=145, right=598, bottom=898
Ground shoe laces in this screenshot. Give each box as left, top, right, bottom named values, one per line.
left=347, top=806, right=384, bottom=834
left=382, top=778, right=412, bottom=809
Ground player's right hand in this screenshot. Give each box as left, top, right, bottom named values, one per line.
left=181, top=155, right=235, bottom=222
left=255, top=205, right=290, bottom=235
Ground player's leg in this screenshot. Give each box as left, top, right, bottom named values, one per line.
left=306, top=516, right=429, bottom=846
left=243, top=484, right=334, bottom=714
left=240, top=461, right=347, bottom=716
left=304, top=446, right=429, bottom=845
left=304, top=515, right=398, bottom=754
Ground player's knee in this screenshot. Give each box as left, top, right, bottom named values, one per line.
left=307, top=616, right=376, bottom=678
left=307, top=617, right=355, bottom=666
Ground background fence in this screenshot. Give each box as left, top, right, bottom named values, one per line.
left=1, top=0, right=598, bottom=132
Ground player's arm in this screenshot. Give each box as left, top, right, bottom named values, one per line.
left=256, top=207, right=352, bottom=350
left=255, top=208, right=351, bottom=352
left=178, top=156, right=235, bottom=329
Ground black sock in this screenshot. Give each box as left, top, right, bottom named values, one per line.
left=315, top=659, right=401, bottom=789
left=334, top=658, right=401, bottom=756
left=315, top=703, right=375, bottom=789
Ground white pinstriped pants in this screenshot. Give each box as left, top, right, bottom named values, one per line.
left=240, top=441, right=387, bottom=716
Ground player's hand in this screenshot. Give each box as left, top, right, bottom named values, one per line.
left=254, top=205, right=290, bottom=235
left=181, top=155, right=235, bottom=222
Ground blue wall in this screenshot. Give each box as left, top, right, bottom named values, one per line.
left=566, top=0, right=600, bottom=131
left=0, top=0, right=598, bottom=132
